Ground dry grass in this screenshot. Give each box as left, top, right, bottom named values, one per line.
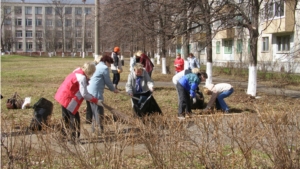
left=1, top=55, right=300, bottom=168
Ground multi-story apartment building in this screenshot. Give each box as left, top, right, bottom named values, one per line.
left=1, top=0, right=94, bottom=56
left=187, top=0, right=300, bottom=73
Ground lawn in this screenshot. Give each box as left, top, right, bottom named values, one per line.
left=1, top=55, right=300, bottom=168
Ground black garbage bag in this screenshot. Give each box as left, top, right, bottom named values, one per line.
left=29, top=97, right=53, bottom=131
left=132, top=91, right=162, bottom=117
left=190, top=91, right=205, bottom=109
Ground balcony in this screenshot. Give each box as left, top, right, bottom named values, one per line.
left=261, top=0, right=296, bottom=34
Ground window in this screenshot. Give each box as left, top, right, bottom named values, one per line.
left=46, top=7, right=52, bottom=15
left=75, top=20, right=82, bottom=27
left=86, top=20, right=93, bottom=26
left=36, top=31, right=43, bottom=38
left=36, top=43, right=43, bottom=50
left=224, top=39, right=233, bottom=54
left=65, top=31, right=71, bottom=38
left=66, top=42, right=72, bottom=50
left=25, top=7, right=32, bottom=15
left=46, top=19, right=53, bottom=27
left=77, top=42, right=82, bottom=49
left=4, top=7, right=11, bottom=14
left=65, top=7, right=72, bottom=14
left=35, top=7, right=42, bottom=15
left=86, top=42, right=92, bottom=50
left=57, top=42, right=62, bottom=49
left=25, top=19, right=32, bottom=26
left=56, top=20, right=62, bottom=27
left=216, top=41, right=220, bottom=54
left=75, top=7, right=82, bottom=15
left=17, top=42, right=22, bottom=49
left=86, top=31, right=92, bottom=38
left=16, top=19, right=22, bottom=26
left=26, top=42, right=33, bottom=50
left=214, top=20, right=221, bottom=29
left=236, top=39, right=243, bottom=53
left=262, top=37, right=269, bottom=52
left=65, top=19, right=72, bottom=27
left=4, top=19, right=11, bottom=25
left=198, top=42, right=206, bottom=55
left=56, top=31, right=62, bottom=37
left=26, top=31, right=32, bottom=37
left=76, top=30, right=81, bottom=37
left=15, top=6, right=22, bottom=15
left=16, top=31, right=22, bottom=37
left=85, top=8, right=91, bottom=15
left=15, top=7, right=22, bottom=14
left=55, top=7, right=62, bottom=15
left=264, top=1, right=284, bottom=19
left=36, top=19, right=42, bottom=26
left=277, top=36, right=290, bottom=51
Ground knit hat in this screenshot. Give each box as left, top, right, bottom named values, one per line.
left=114, top=47, right=120, bottom=52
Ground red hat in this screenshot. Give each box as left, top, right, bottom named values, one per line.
left=114, top=47, right=120, bottom=52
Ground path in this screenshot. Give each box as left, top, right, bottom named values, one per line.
left=119, top=77, right=300, bottom=98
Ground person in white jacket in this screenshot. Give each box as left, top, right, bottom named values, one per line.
left=203, top=83, right=234, bottom=113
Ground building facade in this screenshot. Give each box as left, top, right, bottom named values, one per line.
left=1, top=1, right=94, bottom=56
left=186, top=0, right=300, bottom=73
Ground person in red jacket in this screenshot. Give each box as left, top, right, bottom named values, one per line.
left=55, top=62, right=103, bottom=144
left=136, top=50, right=154, bottom=77
left=174, top=53, right=184, bottom=74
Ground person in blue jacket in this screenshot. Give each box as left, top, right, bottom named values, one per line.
left=87, top=55, right=119, bottom=136
left=176, top=71, right=201, bottom=119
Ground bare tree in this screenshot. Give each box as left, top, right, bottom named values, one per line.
left=1, top=5, right=13, bottom=53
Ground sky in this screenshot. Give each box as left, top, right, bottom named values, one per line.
left=2, top=0, right=96, bottom=4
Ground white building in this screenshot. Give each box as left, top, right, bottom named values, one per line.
left=1, top=0, right=94, bottom=56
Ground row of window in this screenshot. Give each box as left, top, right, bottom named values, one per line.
left=4, top=18, right=91, bottom=27
left=15, top=30, right=92, bottom=38
left=4, top=6, right=92, bottom=15
left=15, top=42, right=92, bottom=50
left=215, top=36, right=290, bottom=54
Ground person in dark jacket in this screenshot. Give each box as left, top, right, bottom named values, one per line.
left=176, top=72, right=202, bottom=120
left=111, top=47, right=122, bottom=89
left=136, top=50, right=154, bottom=77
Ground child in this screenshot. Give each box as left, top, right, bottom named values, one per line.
left=55, top=62, right=103, bottom=144
left=203, top=83, right=234, bottom=113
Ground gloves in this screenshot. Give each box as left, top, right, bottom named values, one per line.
left=192, top=98, right=196, bottom=104
left=149, top=87, right=154, bottom=92
left=97, top=100, right=103, bottom=107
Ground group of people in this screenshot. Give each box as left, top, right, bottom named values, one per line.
left=173, top=52, right=234, bottom=119
left=54, top=48, right=233, bottom=143
left=54, top=47, right=155, bottom=144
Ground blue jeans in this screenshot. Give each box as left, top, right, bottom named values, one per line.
left=217, top=88, right=234, bottom=111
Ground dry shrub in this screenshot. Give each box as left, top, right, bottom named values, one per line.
left=1, top=56, right=300, bottom=168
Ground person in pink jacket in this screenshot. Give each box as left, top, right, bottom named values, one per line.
left=55, top=62, right=103, bottom=144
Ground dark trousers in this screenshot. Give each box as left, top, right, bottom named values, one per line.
left=86, top=100, right=93, bottom=123
left=112, top=73, right=120, bottom=85
left=176, top=83, right=191, bottom=116
left=61, top=106, right=80, bottom=140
